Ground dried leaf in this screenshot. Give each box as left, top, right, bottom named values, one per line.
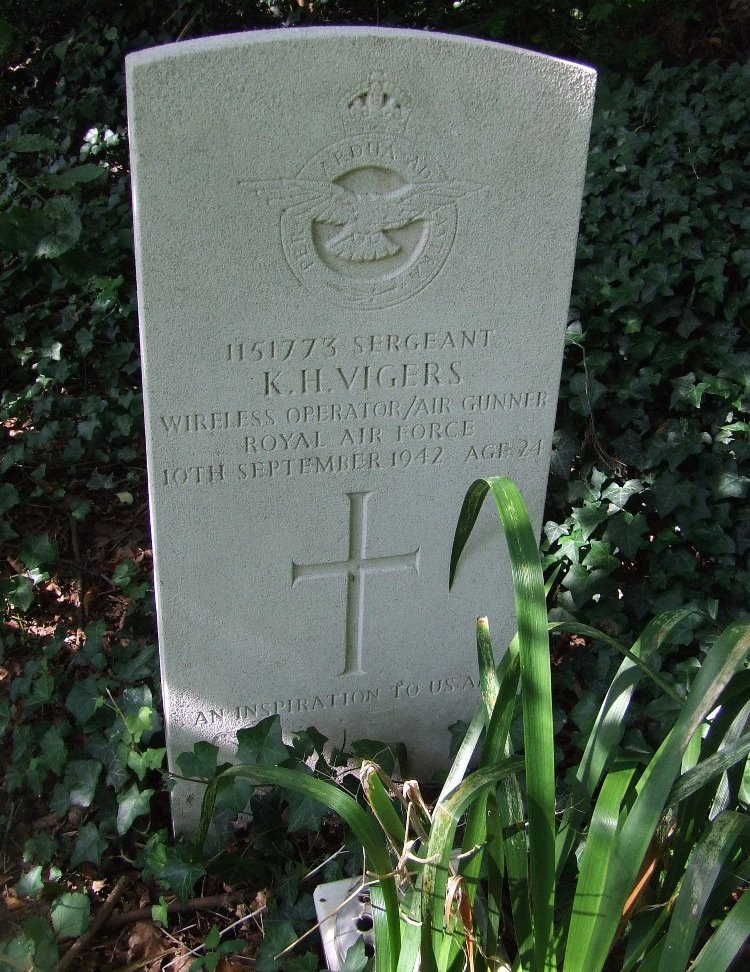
left=126, top=920, right=164, bottom=961
left=217, top=957, right=247, bottom=972
left=167, top=950, right=195, bottom=972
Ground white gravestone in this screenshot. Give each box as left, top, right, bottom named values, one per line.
left=127, top=28, right=595, bottom=829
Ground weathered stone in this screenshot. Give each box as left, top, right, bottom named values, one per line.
left=127, top=27, right=595, bottom=830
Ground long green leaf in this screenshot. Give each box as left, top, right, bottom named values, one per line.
left=668, top=733, right=750, bottom=808
left=620, top=906, right=672, bottom=972
left=657, top=811, right=749, bottom=972
left=563, top=764, right=637, bottom=972
left=435, top=705, right=485, bottom=807
left=687, top=885, right=750, bottom=972
left=548, top=619, right=684, bottom=703
left=396, top=885, right=425, bottom=972
left=470, top=622, right=531, bottom=966
left=575, top=619, right=750, bottom=972
left=371, top=882, right=393, bottom=972
left=477, top=615, right=501, bottom=714
left=450, top=477, right=555, bottom=972
left=440, top=678, right=526, bottom=972
left=663, top=688, right=750, bottom=903
left=362, top=763, right=407, bottom=853
left=556, top=610, right=693, bottom=878
left=420, top=758, right=525, bottom=972
left=456, top=643, right=521, bottom=971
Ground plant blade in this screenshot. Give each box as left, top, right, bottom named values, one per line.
left=450, top=477, right=555, bottom=972
left=576, top=619, right=750, bottom=972
left=656, top=811, right=749, bottom=972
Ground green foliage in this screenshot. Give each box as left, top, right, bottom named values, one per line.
left=546, top=60, right=750, bottom=648
left=5, top=622, right=162, bottom=896
left=0, top=915, right=58, bottom=971
left=50, top=891, right=90, bottom=939
left=189, top=925, right=245, bottom=972
left=201, top=478, right=750, bottom=972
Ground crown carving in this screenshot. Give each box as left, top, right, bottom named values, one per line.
left=342, top=73, right=411, bottom=133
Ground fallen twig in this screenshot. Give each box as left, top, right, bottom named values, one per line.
left=55, top=874, right=130, bottom=972
left=105, top=890, right=256, bottom=930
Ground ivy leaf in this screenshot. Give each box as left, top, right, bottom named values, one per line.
left=65, top=759, right=102, bottom=808
left=116, top=782, right=154, bottom=835
left=152, top=896, right=170, bottom=927
left=157, top=847, right=206, bottom=903
left=16, top=865, right=44, bottom=899
left=582, top=539, right=619, bottom=573
left=604, top=511, right=648, bottom=560
left=1, top=933, right=34, bottom=967
left=66, top=676, right=104, bottom=724
left=602, top=479, right=643, bottom=511
left=23, top=832, right=58, bottom=866
left=113, top=644, right=157, bottom=683
left=350, top=739, right=403, bottom=778
left=715, top=469, right=749, bottom=499
left=7, top=575, right=35, bottom=612
left=35, top=197, right=82, bottom=258
left=41, top=164, right=105, bottom=189
left=285, top=788, right=326, bottom=834
left=70, top=498, right=92, bottom=522
left=51, top=892, right=90, bottom=939
left=236, top=715, right=289, bottom=767
left=70, top=823, right=108, bottom=867
left=87, top=469, right=115, bottom=490
left=670, top=372, right=709, bottom=409
left=124, top=706, right=154, bottom=745
left=213, top=775, right=254, bottom=818
left=19, top=534, right=58, bottom=570
left=39, top=725, right=68, bottom=776
left=255, top=920, right=298, bottom=972
left=81, top=619, right=106, bottom=669
left=560, top=564, right=617, bottom=608
left=285, top=953, right=321, bottom=972
left=570, top=694, right=601, bottom=736
left=120, top=684, right=161, bottom=741
left=6, top=133, right=56, bottom=153
left=177, top=742, right=219, bottom=781
left=651, top=473, right=695, bottom=516
left=0, top=482, right=21, bottom=513
left=86, top=734, right=129, bottom=789
left=112, top=560, right=137, bottom=588
left=29, top=670, right=55, bottom=708
left=571, top=503, right=609, bottom=540
left=128, top=746, right=166, bottom=781
left=21, top=914, right=59, bottom=970
left=550, top=429, right=578, bottom=479
left=50, top=782, right=72, bottom=817
left=341, top=937, right=370, bottom=972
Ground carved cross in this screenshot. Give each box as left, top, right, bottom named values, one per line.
left=292, top=491, right=420, bottom=675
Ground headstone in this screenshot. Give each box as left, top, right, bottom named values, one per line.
left=127, top=27, right=595, bottom=830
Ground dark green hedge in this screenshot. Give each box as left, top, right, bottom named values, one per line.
left=546, top=62, right=750, bottom=645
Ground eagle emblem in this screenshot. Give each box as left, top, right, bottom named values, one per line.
left=242, top=74, right=479, bottom=309
left=251, top=178, right=473, bottom=265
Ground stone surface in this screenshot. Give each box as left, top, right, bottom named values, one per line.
left=127, top=27, right=595, bottom=829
